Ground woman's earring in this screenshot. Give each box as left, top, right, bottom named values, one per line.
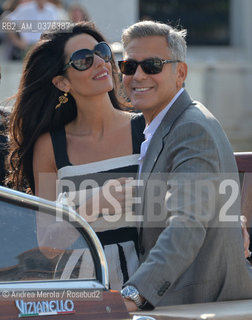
left=55, top=92, right=68, bottom=109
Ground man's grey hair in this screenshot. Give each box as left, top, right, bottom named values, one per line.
left=121, top=20, right=187, bottom=62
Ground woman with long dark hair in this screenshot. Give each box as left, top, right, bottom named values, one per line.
left=6, top=21, right=145, bottom=289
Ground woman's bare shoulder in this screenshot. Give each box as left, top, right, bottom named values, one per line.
left=33, top=132, right=56, bottom=172
left=34, top=132, right=52, bottom=149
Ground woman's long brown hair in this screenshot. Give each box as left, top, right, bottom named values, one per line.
left=6, top=22, right=123, bottom=193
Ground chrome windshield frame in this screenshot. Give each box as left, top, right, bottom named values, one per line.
left=0, top=186, right=109, bottom=290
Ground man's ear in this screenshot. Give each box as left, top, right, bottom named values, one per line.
left=176, top=62, right=187, bottom=89
left=52, top=75, right=70, bottom=92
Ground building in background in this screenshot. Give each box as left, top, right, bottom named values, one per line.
left=61, top=0, right=138, bottom=43
left=138, top=0, right=252, bottom=151
left=0, top=0, right=251, bottom=150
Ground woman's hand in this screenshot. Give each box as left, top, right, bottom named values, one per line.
left=240, top=215, right=251, bottom=259
left=78, top=177, right=136, bottom=222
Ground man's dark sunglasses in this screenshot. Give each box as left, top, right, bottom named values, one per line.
left=118, top=57, right=180, bottom=75
left=64, top=42, right=112, bottom=72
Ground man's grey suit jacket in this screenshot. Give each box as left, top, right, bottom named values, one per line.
left=126, top=89, right=252, bottom=307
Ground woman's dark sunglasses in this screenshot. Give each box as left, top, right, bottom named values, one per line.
left=64, top=42, right=112, bottom=71
left=118, top=57, right=180, bottom=75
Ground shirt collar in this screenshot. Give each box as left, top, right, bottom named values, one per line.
left=143, top=88, right=184, bottom=139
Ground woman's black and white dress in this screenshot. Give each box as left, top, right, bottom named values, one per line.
left=50, top=113, right=145, bottom=290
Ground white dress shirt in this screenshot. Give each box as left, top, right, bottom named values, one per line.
left=138, top=88, right=184, bottom=174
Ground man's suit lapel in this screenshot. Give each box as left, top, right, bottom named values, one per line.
left=138, top=90, right=193, bottom=216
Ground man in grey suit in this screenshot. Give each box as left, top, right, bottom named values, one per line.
left=118, top=20, right=252, bottom=311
